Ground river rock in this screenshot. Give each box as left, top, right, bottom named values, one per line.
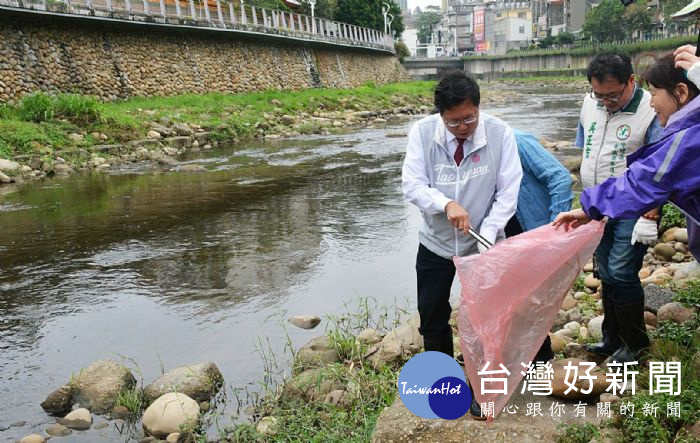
left=579, top=327, right=589, bottom=340
left=166, top=432, right=180, bottom=443
left=357, top=328, right=381, bottom=345
left=58, top=408, right=92, bottom=430
left=164, top=136, right=193, bottom=150
left=143, top=362, right=223, bottom=405
left=366, top=313, right=422, bottom=369
left=111, top=405, right=132, bottom=419
left=661, top=227, right=680, bottom=243
left=0, top=159, right=19, bottom=171
left=288, top=315, right=321, bottom=330
left=53, top=163, right=74, bottom=175
left=550, top=333, right=566, bottom=354
left=70, top=359, right=136, bottom=414
left=550, top=359, right=608, bottom=399
left=294, top=336, right=339, bottom=370
left=172, top=123, right=194, bottom=136
left=0, top=171, right=11, bottom=183
left=142, top=393, right=199, bottom=438
left=600, top=393, right=620, bottom=404
left=644, top=284, right=676, bottom=311
left=40, top=384, right=73, bottom=413
left=657, top=302, right=695, bottom=324
left=256, top=416, right=278, bottom=436
left=564, top=321, right=581, bottom=336
left=18, top=435, right=46, bottom=443
left=638, top=267, right=652, bottom=279
left=644, top=311, right=657, bottom=327
left=177, top=164, right=206, bottom=173
left=673, top=228, right=689, bottom=244
left=587, top=316, right=604, bottom=341
left=46, top=423, right=72, bottom=437
left=674, top=261, right=700, bottom=281
left=583, top=261, right=594, bottom=272
left=282, top=367, right=345, bottom=402
left=584, top=275, right=601, bottom=289
left=672, top=252, right=686, bottom=263
left=561, top=295, right=577, bottom=311
left=654, top=243, right=677, bottom=261
left=564, top=343, right=589, bottom=360
left=147, top=130, right=162, bottom=140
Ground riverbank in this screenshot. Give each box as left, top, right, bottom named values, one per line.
left=0, top=78, right=582, bottom=184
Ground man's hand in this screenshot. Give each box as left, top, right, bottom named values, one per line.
left=445, top=201, right=470, bottom=235
left=552, top=208, right=592, bottom=231
left=631, top=217, right=658, bottom=246
left=674, top=45, right=699, bottom=71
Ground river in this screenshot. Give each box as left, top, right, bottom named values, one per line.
left=0, top=87, right=582, bottom=442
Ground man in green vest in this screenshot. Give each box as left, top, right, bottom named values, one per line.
left=574, top=52, right=662, bottom=364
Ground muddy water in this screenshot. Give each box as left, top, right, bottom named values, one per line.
left=0, top=88, right=581, bottom=441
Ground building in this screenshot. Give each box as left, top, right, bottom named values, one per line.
left=398, top=0, right=409, bottom=13
left=492, top=4, right=533, bottom=54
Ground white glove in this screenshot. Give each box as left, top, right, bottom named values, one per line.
left=631, top=217, right=658, bottom=246
left=477, top=230, right=496, bottom=254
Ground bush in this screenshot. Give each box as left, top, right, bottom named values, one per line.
left=17, top=92, right=54, bottom=122
left=660, top=204, right=687, bottom=233
left=53, top=94, right=101, bottom=124
left=395, top=41, right=410, bottom=62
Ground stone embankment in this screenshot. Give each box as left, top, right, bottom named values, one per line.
left=0, top=16, right=408, bottom=104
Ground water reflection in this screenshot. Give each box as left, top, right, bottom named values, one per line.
left=0, top=89, right=583, bottom=440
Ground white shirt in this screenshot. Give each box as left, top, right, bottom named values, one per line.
left=402, top=114, right=522, bottom=244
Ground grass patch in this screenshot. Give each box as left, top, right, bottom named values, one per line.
left=115, top=388, right=144, bottom=415
left=556, top=422, right=600, bottom=443
left=660, top=204, right=688, bottom=233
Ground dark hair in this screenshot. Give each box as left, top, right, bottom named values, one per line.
left=586, top=53, right=633, bottom=84
left=642, top=53, right=700, bottom=106
left=434, top=70, right=480, bottom=113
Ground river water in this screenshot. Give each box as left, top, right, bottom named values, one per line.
left=0, top=87, right=581, bottom=442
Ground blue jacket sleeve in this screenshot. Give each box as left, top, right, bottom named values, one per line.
left=517, top=133, right=574, bottom=220
left=574, top=121, right=584, bottom=148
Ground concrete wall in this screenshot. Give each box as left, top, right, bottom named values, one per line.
left=464, top=49, right=673, bottom=79
left=0, top=14, right=409, bottom=103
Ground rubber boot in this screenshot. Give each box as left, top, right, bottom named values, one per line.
left=609, top=296, right=650, bottom=364
left=585, top=284, right=620, bottom=356
left=469, top=383, right=486, bottom=420
left=533, top=335, right=554, bottom=363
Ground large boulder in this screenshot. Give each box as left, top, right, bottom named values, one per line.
left=674, top=261, right=700, bottom=282
left=294, top=336, right=339, bottom=371
left=550, top=359, right=608, bottom=399
left=71, top=359, right=136, bottom=414
left=657, top=302, right=695, bottom=324
left=365, top=313, right=422, bottom=369
left=142, top=393, right=200, bottom=438
left=143, top=362, right=223, bottom=405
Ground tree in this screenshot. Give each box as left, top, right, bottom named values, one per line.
left=623, top=0, right=654, bottom=38
left=416, top=5, right=443, bottom=44
left=582, top=0, right=626, bottom=43
left=335, top=0, right=404, bottom=36
left=297, top=0, right=337, bottom=20
left=248, top=0, right=291, bottom=11
left=555, top=31, right=575, bottom=45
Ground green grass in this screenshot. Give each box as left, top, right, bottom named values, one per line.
left=556, top=422, right=600, bottom=443
left=115, top=388, right=144, bottom=415
left=0, top=82, right=434, bottom=161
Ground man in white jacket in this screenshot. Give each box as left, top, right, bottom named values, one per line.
left=402, top=70, right=522, bottom=419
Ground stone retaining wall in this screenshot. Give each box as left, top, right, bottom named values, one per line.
left=0, top=15, right=409, bottom=103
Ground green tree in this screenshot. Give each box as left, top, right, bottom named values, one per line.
left=555, top=31, right=575, bottom=45
left=335, top=0, right=404, bottom=36
left=416, top=5, right=443, bottom=44
left=623, top=0, right=654, bottom=37
left=583, top=0, right=626, bottom=43
left=297, top=0, right=337, bottom=19
left=248, top=0, right=291, bottom=10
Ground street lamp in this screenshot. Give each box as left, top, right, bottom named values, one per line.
left=382, top=2, right=394, bottom=35
left=307, top=0, right=316, bottom=33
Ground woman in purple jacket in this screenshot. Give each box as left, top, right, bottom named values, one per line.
left=553, top=52, right=700, bottom=362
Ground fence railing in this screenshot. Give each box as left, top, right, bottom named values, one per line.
left=0, top=0, right=395, bottom=53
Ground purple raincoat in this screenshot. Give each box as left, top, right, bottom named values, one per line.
left=580, top=94, right=700, bottom=261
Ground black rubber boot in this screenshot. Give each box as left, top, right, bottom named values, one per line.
left=610, top=296, right=650, bottom=364
left=423, top=332, right=454, bottom=358
left=533, top=335, right=554, bottom=363
left=585, top=284, right=620, bottom=356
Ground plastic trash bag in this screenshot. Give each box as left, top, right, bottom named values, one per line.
left=454, top=221, right=605, bottom=419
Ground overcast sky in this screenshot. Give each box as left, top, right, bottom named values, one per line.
left=407, top=0, right=442, bottom=11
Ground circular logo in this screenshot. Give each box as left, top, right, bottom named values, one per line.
left=472, top=153, right=481, bottom=163
left=616, top=124, right=631, bottom=140
left=398, top=351, right=471, bottom=419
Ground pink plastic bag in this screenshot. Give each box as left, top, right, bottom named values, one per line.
left=454, top=221, right=605, bottom=419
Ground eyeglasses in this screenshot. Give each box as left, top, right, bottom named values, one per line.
left=590, top=83, right=628, bottom=103
left=443, top=115, right=479, bottom=128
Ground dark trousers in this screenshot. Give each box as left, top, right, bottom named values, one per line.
left=416, top=243, right=455, bottom=355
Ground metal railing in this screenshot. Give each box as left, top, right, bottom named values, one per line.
left=0, top=0, right=395, bottom=53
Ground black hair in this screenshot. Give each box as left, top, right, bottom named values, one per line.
left=434, top=70, right=480, bottom=113
left=643, top=53, right=700, bottom=107
left=586, top=53, right=633, bottom=84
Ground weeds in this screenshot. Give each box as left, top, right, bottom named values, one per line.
left=115, top=388, right=144, bottom=415
left=660, top=204, right=688, bottom=233
left=556, top=422, right=600, bottom=443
